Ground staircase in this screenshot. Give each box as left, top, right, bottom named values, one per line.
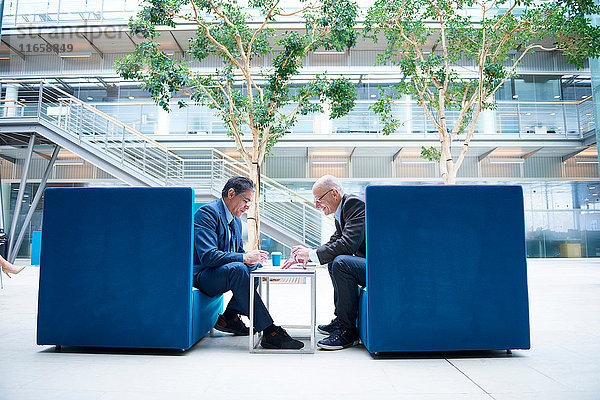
left=0, top=80, right=326, bottom=247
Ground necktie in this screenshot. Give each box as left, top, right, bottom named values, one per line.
left=228, top=220, right=236, bottom=252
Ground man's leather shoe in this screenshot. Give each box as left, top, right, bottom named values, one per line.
left=317, top=317, right=341, bottom=335
left=317, top=328, right=359, bottom=350
left=261, top=326, right=304, bottom=350
left=214, top=314, right=249, bottom=336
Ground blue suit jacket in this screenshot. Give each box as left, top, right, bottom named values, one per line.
left=193, top=199, right=244, bottom=274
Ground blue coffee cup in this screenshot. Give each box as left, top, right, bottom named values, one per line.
left=271, top=252, right=282, bottom=266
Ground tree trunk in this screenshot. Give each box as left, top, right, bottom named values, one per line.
left=442, top=167, right=457, bottom=184
left=247, top=160, right=261, bottom=250
left=439, top=137, right=457, bottom=185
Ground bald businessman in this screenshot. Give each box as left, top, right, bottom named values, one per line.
left=291, top=175, right=366, bottom=350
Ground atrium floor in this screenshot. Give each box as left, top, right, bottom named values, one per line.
left=1, top=258, right=599, bottom=400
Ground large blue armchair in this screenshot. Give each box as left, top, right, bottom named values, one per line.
left=37, top=187, right=222, bottom=351
left=358, top=185, right=531, bottom=353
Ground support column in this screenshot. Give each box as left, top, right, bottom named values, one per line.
left=0, top=168, right=4, bottom=231
left=10, top=145, right=60, bottom=264
left=591, top=5, right=600, bottom=175
left=7, top=134, right=35, bottom=261
left=3, top=84, right=19, bottom=117
left=157, top=108, right=170, bottom=134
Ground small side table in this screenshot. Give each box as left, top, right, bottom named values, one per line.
left=249, top=266, right=316, bottom=354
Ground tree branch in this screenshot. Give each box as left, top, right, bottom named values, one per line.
left=492, top=0, right=519, bottom=31
left=248, top=0, right=280, bottom=59
left=489, top=44, right=555, bottom=97
left=278, top=3, right=320, bottom=17
left=186, top=2, right=246, bottom=72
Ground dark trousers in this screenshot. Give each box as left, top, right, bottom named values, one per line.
left=328, top=255, right=366, bottom=330
left=194, top=262, right=273, bottom=332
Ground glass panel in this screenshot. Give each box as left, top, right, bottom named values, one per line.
left=534, top=76, right=561, bottom=101
left=496, top=103, right=519, bottom=135
left=59, top=0, right=103, bottom=22
left=16, top=0, right=59, bottom=23
left=140, top=104, right=157, bottom=135
left=514, top=76, right=535, bottom=101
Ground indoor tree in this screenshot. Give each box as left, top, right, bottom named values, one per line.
left=116, top=0, right=358, bottom=248
left=366, top=0, right=600, bottom=184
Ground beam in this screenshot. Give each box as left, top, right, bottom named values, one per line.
left=478, top=147, right=497, bottom=162
left=7, top=134, right=35, bottom=261
left=33, top=150, right=52, bottom=160
left=0, top=153, right=16, bottom=164
left=81, top=33, right=104, bottom=59
left=392, top=148, right=403, bottom=162
left=562, top=146, right=591, bottom=163
left=9, top=145, right=60, bottom=263
left=583, top=133, right=597, bottom=147
left=37, top=34, right=59, bottom=54
left=170, top=31, right=184, bottom=55
left=1, top=39, right=25, bottom=60
left=522, top=147, right=543, bottom=159
left=349, top=146, right=356, bottom=161
left=55, top=78, right=74, bottom=93
left=125, top=32, right=137, bottom=48
left=96, top=77, right=109, bottom=88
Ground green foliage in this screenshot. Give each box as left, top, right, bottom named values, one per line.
left=115, top=42, right=190, bottom=111
left=421, top=146, right=441, bottom=162
left=372, top=93, right=400, bottom=136
left=365, top=0, right=600, bottom=163
left=116, top=0, right=359, bottom=154
left=305, top=0, right=359, bottom=51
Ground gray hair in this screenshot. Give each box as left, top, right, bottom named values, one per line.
left=313, top=175, right=344, bottom=195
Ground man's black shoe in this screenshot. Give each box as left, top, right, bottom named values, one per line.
left=317, top=328, right=359, bottom=350
left=214, top=314, right=249, bottom=336
left=317, top=317, right=341, bottom=335
left=260, top=326, right=304, bottom=350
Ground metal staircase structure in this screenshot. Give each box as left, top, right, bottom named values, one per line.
left=0, top=80, right=325, bottom=249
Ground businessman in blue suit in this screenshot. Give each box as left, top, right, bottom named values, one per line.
left=193, top=176, right=303, bottom=350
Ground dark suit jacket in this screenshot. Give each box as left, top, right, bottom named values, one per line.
left=193, top=199, right=244, bottom=274
left=316, top=193, right=366, bottom=265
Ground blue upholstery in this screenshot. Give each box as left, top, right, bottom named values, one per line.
left=37, top=187, right=222, bottom=350
left=360, top=185, right=530, bottom=353
left=31, top=230, right=42, bottom=265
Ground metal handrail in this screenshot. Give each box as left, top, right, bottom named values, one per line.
left=171, top=147, right=330, bottom=214
left=49, top=90, right=184, bottom=161
left=177, top=147, right=324, bottom=207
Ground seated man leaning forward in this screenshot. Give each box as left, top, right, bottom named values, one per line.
left=193, top=176, right=303, bottom=350
left=292, top=175, right=366, bottom=351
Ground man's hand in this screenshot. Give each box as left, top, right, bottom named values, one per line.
left=291, top=245, right=311, bottom=264
left=243, top=249, right=269, bottom=266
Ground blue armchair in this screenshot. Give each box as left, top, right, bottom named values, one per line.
left=359, top=185, right=530, bottom=353
left=37, top=187, right=222, bottom=351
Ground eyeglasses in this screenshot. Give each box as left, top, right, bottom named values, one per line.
left=239, top=194, right=253, bottom=206
left=315, top=189, right=334, bottom=204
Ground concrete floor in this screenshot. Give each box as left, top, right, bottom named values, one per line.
left=1, top=258, right=599, bottom=400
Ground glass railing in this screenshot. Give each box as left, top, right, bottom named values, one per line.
left=526, top=209, right=600, bottom=258
left=84, top=97, right=594, bottom=139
